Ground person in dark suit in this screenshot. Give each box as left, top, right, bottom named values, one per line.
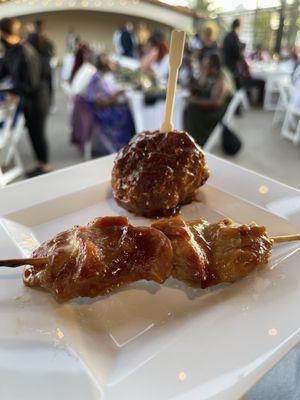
left=27, top=20, right=55, bottom=109
left=0, top=17, right=51, bottom=177
left=120, top=22, right=135, bottom=58
left=223, top=19, right=242, bottom=89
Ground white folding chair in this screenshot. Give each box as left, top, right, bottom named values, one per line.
left=280, top=94, right=300, bottom=144
left=0, top=103, right=25, bottom=186
left=203, top=90, right=246, bottom=152
left=125, top=90, right=144, bottom=132
left=264, top=73, right=291, bottom=111
left=240, top=88, right=250, bottom=110
left=272, top=84, right=292, bottom=126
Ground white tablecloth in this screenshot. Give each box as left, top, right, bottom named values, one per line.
left=250, top=61, right=293, bottom=84
left=126, top=89, right=188, bottom=133
left=113, top=55, right=140, bottom=71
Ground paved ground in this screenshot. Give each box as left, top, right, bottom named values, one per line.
left=213, top=107, right=300, bottom=190
left=17, top=88, right=300, bottom=190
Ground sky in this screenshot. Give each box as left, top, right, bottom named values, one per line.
left=213, top=0, right=280, bottom=11
left=163, top=0, right=281, bottom=12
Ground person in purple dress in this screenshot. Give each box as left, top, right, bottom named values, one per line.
left=84, top=54, right=135, bottom=156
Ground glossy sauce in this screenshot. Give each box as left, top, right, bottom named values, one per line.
left=111, top=131, right=210, bottom=217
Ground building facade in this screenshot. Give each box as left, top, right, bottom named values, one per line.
left=0, top=0, right=196, bottom=57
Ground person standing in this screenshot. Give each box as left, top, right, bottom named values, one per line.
left=223, top=19, right=242, bottom=89
left=140, top=32, right=169, bottom=81
left=27, top=19, right=55, bottom=110
left=113, top=26, right=122, bottom=56
left=0, top=17, right=51, bottom=177
left=120, top=22, right=135, bottom=58
left=190, top=32, right=202, bottom=51
left=65, top=27, right=78, bottom=54
left=70, top=40, right=92, bottom=82
left=136, top=22, right=150, bottom=56
left=200, top=24, right=218, bottom=61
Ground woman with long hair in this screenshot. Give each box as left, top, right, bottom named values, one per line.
left=184, top=53, right=234, bottom=146
left=140, top=31, right=169, bottom=80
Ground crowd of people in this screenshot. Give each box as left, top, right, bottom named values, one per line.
left=0, top=17, right=55, bottom=177
left=68, top=24, right=171, bottom=156
left=1, top=16, right=299, bottom=177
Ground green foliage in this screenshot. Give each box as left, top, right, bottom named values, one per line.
left=193, top=0, right=213, bottom=15
left=286, top=0, right=300, bottom=47
left=253, top=11, right=275, bottom=51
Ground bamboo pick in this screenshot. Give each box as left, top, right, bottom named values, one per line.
left=0, top=258, right=48, bottom=268
left=160, top=30, right=186, bottom=133
left=271, top=234, right=300, bottom=243
left=1, top=235, right=300, bottom=268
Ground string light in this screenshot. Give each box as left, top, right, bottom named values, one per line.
left=132, top=0, right=139, bottom=4
left=268, top=328, right=278, bottom=337
left=68, top=0, right=76, bottom=6
left=259, top=185, right=269, bottom=194
left=94, top=0, right=101, bottom=5
left=56, top=0, right=63, bottom=5
left=179, top=371, right=187, bottom=381
left=107, top=0, right=113, bottom=6
left=81, top=0, right=88, bottom=6
left=120, top=0, right=127, bottom=5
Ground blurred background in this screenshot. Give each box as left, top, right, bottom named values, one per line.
left=1, top=2, right=300, bottom=399
left=0, top=0, right=300, bottom=189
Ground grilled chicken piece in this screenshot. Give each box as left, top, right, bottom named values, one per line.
left=23, top=215, right=273, bottom=302
left=188, top=218, right=273, bottom=287
left=153, top=216, right=273, bottom=288
left=23, top=216, right=173, bottom=301
left=152, top=216, right=209, bottom=287
left=111, top=130, right=209, bottom=217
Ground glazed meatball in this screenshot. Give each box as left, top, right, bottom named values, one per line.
left=111, top=130, right=210, bottom=217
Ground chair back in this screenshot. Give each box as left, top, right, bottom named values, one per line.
left=0, top=104, right=15, bottom=152
left=0, top=102, right=25, bottom=185
left=222, top=90, right=244, bottom=126
left=203, top=90, right=245, bottom=152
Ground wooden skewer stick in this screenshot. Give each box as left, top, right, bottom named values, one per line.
left=271, top=234, right=300, bottom=243
left=1, top=234, right=300, bottom=268
left=160, top=30, right=186, bottom=133
left=0, top=257, right=48, bottom=268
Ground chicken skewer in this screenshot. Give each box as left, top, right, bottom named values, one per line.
left=0, top=216, right=299, bottom=302
left=1, top=231, right=299, bottom=268
left=2, top=231, right=299, bottom=267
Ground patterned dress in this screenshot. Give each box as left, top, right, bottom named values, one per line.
left=85, top=71, right=135, bottom=155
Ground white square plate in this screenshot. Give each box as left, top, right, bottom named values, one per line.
left=1, top=154, right=300, bottom=400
